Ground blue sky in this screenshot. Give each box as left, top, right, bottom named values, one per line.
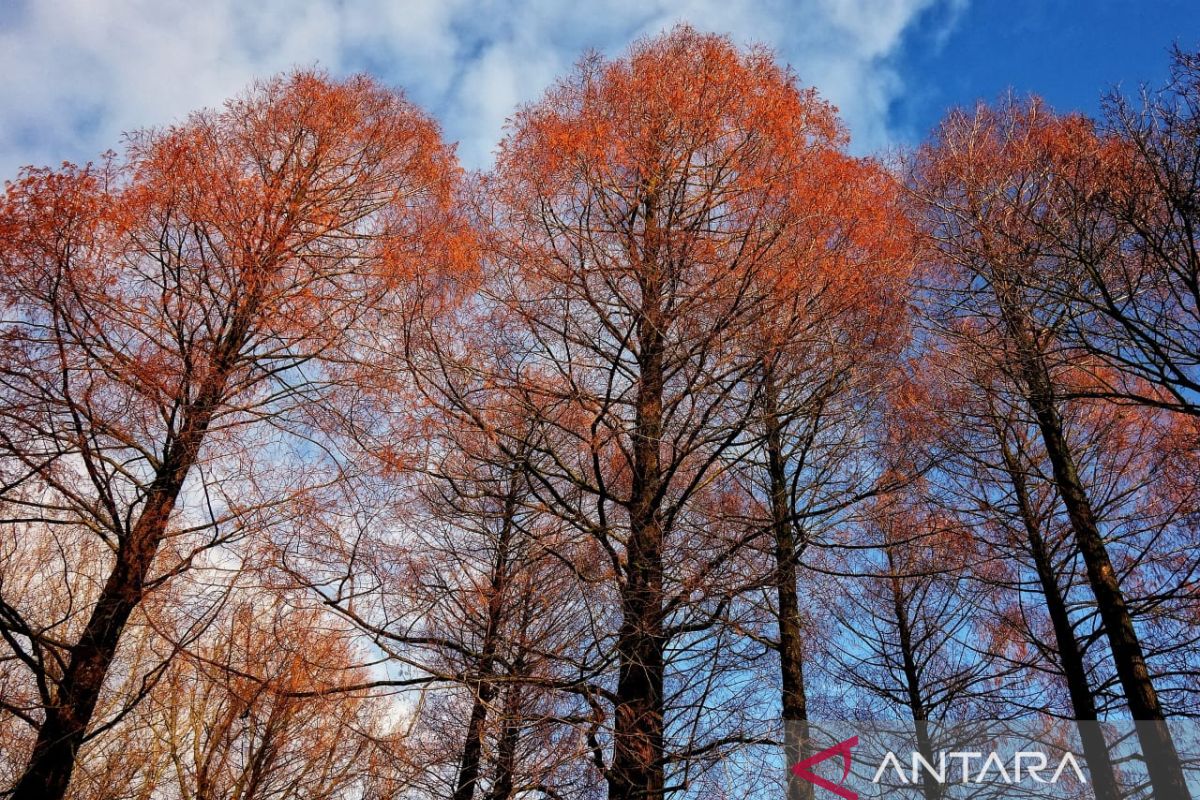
left=0, top=0, right=1196, bottom=177
left=892, top=0, right=1199, bottom=142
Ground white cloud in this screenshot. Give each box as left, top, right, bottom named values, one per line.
left=0, top=0, right=965, bottom=177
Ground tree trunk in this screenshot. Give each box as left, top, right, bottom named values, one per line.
left=1027, top=394, right=1189, bottom=799
left=12, top=400, right=221, bottom=800
left=761, top=363, right=813, bottom=800
left=485, top=683, right=522, bottom=800
left=454, top=473, right=520, bottom=800
left=889, top=567, right=943, bottom=800
left=995, top=430, right=1122, bottom=800
left=609, top=227, right=667, bottom=800
left=454, top=683, right=498, bottom=800
left=998, top=291, right=1191, bottom=800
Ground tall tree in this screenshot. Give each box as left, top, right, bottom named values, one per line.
left=910, top=98, right=1192, bottom=799
left=823, top=491, right=1000, bottom=800
left=480, top=27, right=851, bottom=799
left=735, top=156, right=911, bottom=800
left=412, top=416, right=594, bottom=800
left=916, top=351, right=1124, bottom=798
left=0, top=71, right=466, bottom=800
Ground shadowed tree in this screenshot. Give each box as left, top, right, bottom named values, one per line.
left=909, top=97, right=1192, bottom=799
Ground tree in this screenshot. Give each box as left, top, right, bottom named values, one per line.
left=0, top=70, right=466, bottom=800
left=478, top=27, right=855, bottom=800
left=134, top=600, right=402, bottom=800
left=406, top=414, right=597, bottom=800
left=822, top=490, right=1001, bottom=800
left=1049, top=47, right=1200, bottom=418
left=914, top=349, right=1126, bottom=798
left=282, top=354, right=605, bottom=800
left=732, top=154, right=912, bottom=800
left=909, top=97, right=1192, bottom=799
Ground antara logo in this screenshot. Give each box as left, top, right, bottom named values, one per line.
left=790, top=737, right=859, bottom=800
left=790, top=735, right=1088, bottom=798
left=870, top=749, right=1086, bottom=786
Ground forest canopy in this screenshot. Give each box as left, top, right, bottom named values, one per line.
left=1, top=26, right=1198, bottom=800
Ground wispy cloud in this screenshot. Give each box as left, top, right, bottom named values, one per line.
left=0, top=0, right=965, bottom=176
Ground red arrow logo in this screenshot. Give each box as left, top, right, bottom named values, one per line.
left=790, top=736, right=859, bottom=800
